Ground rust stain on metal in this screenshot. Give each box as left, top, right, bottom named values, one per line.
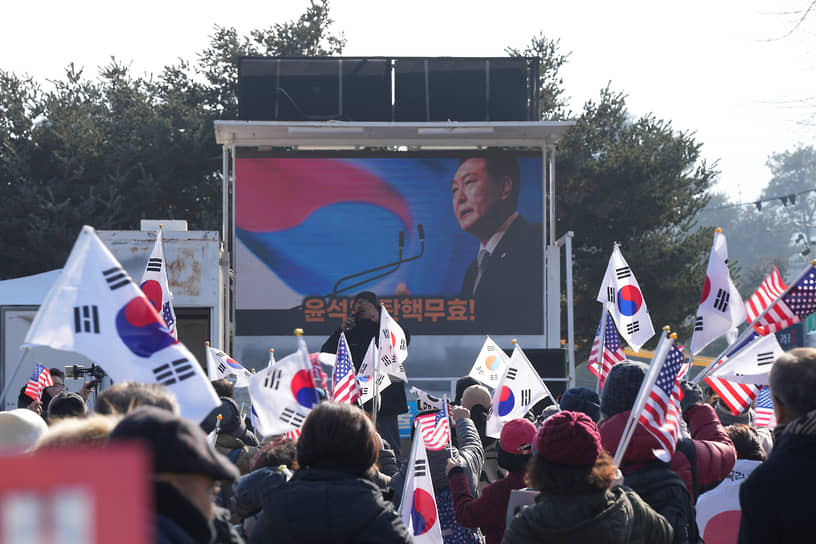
left=167, top=247, right=202, bottom=296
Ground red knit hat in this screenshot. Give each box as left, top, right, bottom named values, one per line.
left=532, top=410, right=602, bottom=466
left=499, top=418, right=537, bottom=455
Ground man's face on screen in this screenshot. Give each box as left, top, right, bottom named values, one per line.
left=451, top=158, right=505, bottom=237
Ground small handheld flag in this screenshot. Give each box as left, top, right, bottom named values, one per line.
left=467, top=336, right=509, bottom=389
left=596, top=244, right=655, bottom=351
left=25, top=364, right=54, bottom=401
left=206, top=344, right=253, bottom=387
left=399, top=420, right=443, bottom=543
left=379, top=305, right=408, bottom=381
left=415, top=402, right=451, bottom=451
left=139, top=227, right=177, bottom=339
left=331, top=332, right=361, bottom=405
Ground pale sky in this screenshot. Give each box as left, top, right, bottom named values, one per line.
left=3, top=0, right=814, bottom=202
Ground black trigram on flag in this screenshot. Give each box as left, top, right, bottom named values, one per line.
left=520, top=388, right=531, bottom=406
left=626, top=321, right=640, bottom=335
left=414, top=458, right=427, bottom=478
left=506, top=368, right=518, bottom=381
left=217, top=362, right=227, bottom=374
left=607, top=287, right=616, bottom=303
left=380, top=354, right=394, bottom=368
left=280, top=408, right=306, bottom=429
left=146, top=258, right=162, bottom=273
left=489, top=373, right=498, bottom=381
left=695, top=316, right=704, bottom=332
left=264, top=369, right=283, bottom=390
left=713, top=288, right=730, bottom=312
left=757, top=352, right=775, bottom=366
left=103, top=267, right=131, bottom=291
left=152, top=358, right=196, bottom=386
left=73, top=305, right=100, bottom=334
left=616, top=266, right=632, bottom=280
left=475, top=365, right=485, bottom=375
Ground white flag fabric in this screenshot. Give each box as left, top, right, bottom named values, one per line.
left=206, top=345, right=253, bottom=387
left=379, top=305, right=408, bottom=381
left=486, top=344, right=552, bottom=438
left=399, top=423, right=443, bottom=544
left=358, top=338, right=391, bottom=405
left=23, top=226, right=218, bottom=422
left=596, top=245, right=655, bottom=351
left=410, top=387, right=447, bottom=411
left=467, top=336, right=509, bottom=389
left=248, top=343, right=319, bottom=439
left=709, top=333, right=783, bottom=385
left=696, top=459, right=761, bottom=543
left=690, top=231, right=747, bottom=355
left=139, top=228, right=178, bottom=339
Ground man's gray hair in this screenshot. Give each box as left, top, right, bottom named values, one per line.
left=769, top=347, right=816, bottom=419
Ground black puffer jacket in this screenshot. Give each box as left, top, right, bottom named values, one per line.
left=248, top=468, right=411, bottom=544
left=502, top=487, right=673, bottom=544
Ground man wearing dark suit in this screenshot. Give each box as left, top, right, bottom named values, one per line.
left=453, top=154, right=544, bottom=334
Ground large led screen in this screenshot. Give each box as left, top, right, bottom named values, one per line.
left=235, top=151, right=544, bottom=336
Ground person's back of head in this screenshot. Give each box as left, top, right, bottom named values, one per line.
left=725, top=424, right=765, bottom=461
left=600, top=361, right=649, bottom=419
left=454, top=377, right=480, bottom=405
left=714, top=398, right=753, bottom=426
left=201, top=397, right=244, bottom=437
left=497, top=418, right=536, bottom=473
left=211, top=378, right=234, bottom=399
left=46, top=391, right=88, bottom=422
left=769, top=347, right=816, bottom=423
left=95, top=381, right=179, bottom=416
left=35, top=413, right=120, bottom=450
left=560, top=387, right=601, bottom=423
left=297, top=402, right=378, bottom=477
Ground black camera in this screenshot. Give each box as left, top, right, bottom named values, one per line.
left=64, top=364, right=106, bottom=384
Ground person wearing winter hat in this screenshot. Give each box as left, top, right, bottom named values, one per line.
left=0, top=408, right=49, bottom=454
left=560, top=386, right=601, bottom=423
left=460, top=383, right=503, bottom=491
left=446, top=418, right=536, bottom=544
left=598, top=361, right=736, bottom=503
left=503, top=410, right=673, bottom=544
left=108, top=406, right=240, bottom=544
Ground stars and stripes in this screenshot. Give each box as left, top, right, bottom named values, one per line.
left=746, top=267, right=787, bottom=333
left=753, top=266, right=816, bottom=334
left=331, top=332, right=360, bottom=405
left=587, top=313, right=626, bottom=390
left=705, top=376, right=760, bottom=416
left=638, top=344, right=685, bottom=461
left=416, top=402, right=451, bottom=451
left=25, top=364, right=54, bottom=401
left=755, top=387, right=777, bottom=428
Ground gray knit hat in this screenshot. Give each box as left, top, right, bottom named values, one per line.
left=600, top=361, right=648, bottom=417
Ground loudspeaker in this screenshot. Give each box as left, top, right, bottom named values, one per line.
left=238, top=57, right=392, bottom=121
left=394, top=58, right=534, bottom=122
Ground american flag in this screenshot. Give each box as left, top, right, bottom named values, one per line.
left=705, top=376, right=759, bottom=415
left=754, top=386, right=777, bottom=428
left=416, top=402, right=451, bottom=451
left=753, top=265, right=816, bottom=334
left=587, top=313, right=626, bottom=390
left=638, top=344, right=685, bottom=460
left=25, top=364, right=54, bottom=401
left=746, top=266, right=787, bottom=334
left=331, top=332, right=360, bottom=404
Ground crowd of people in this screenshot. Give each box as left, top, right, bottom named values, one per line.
left=2, top=326, right=814, bottom=543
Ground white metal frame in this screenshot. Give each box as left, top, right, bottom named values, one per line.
left=215, top=120, right=576, bottom=384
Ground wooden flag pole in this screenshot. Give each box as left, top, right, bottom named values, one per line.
left=372, top=341, right=380, bottom=428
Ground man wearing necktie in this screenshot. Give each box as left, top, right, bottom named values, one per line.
left=452, top=153, right=544, bottom=334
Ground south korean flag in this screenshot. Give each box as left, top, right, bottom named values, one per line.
left=248, top=345, right=319, bottom=438
left=379, top=305, right=408, bottom=381
left=690, top=229, right=747, bottom=355
left=357, top=338, right=391, bottom=405
left=596, top=244, right=655, bottom=352
left=23, top=226, right=218, bottom=423
left=467, top=336, right=509, bottom=389
left=139, top=227, right=177, bottom=339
